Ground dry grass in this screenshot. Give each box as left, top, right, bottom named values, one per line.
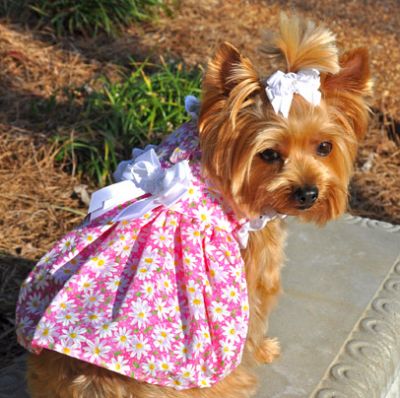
left=134, top=0, right=400, bottom=118
left=0, top=127, right=88, bottom=368
left=0, top=128, right=85, bottom=259
left=0, top=0, right=399, bottom=370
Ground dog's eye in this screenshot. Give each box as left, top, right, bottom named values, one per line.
left=260, top=149, right=282, bottom=163
left=316, top=141, right=332, bottom=157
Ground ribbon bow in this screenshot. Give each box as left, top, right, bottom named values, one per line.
left=236, top=210, right=286, bottom=249
left=265, top=68, right=321, bottom=118
left=88, top=148, right=191, bottom=222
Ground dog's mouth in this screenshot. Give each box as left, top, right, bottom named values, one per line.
left=295, top=203, right=316, bottom=211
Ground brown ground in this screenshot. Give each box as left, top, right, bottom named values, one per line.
left=0, top=0, right=399, bottom=367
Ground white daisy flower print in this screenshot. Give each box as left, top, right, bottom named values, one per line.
left=52, top=292, right=75, bottom=312
left=222, top=286, right=240, bottom=303
left=199, top=377, right=212, bottom=388
left=153, top=325, right=173, bottom=352
left=143, top=356, right=157, bottom=376
left=86, top=311, right=104, bottom=325
left=210, top=302, right=229, bottom=322
left=141, top=281, right=155, bottom=298
left=114, top=326, right=133, bottom=348
left=229, top=265, right=243, bottom=283
left=117, top=233, right=127, bottom=243
left=106, top=276, right=126, bottom=293
left=221, top=340, right=236, bottom=360
left=234, top=316, right=249, bottom=339
left=186, top=185, right=201, bottom=202
left=61, top=251, right=80, bottom=267
left=77, top=274, right=95, bottom=291
left=179, top=364, right=196, bottom=382
left=98, top=322, right=115, bottom=338
left=194, top=205, right=212, bottom=225
left=27, top=293, right=45, bottom=314
left=190, top=334, right=205, bottom=356
left=190, top=293, right=205, bottom=320
left=33, top=270, right=50, bottom=291
left=136, top=250, right=158, bottom=280
left=167, top=301, right=180, bottom=319
left=208, top=263, right=227, bottom=284
left=55, top=337, right=79, bottom=357
left=119, top=243, right=132, bottom=257
left=55, top=311, right=79, bottom=327
left=171, top=378, right=185, bottom=389
left=215, top=217, right=232, bottom=232
left=186, top=279, right=198, bottom=296
left=158, top=356, right=174, bottom=373
left=61, top=326, right=87, bottom=346
left=59, top=236, right=76, bottom=253
left=182, top=253, right=197, bottom=270
left=215, top=247, right=234, bottom=263
left=153, top=230, right=171, bottom=247
left=186, top=227, right=202, bottom=244
left=36, top=321, right=57, bottom=345
left=84, top=338, right=111, bottom=363
left=222, top=320, right=241, bottom=343
left=157, top=276, right=173, bottom=294
left=82, top=232, right=95, bottom=244
left=16, top=316, right=33, bottom=335
left=36, top=249, right=57, bottom=266
left=131, top=334, right=150, bottom=360
left=88, top=253, right=108, bottom=273
left=83, top=290, right=104, bottom=308
left=153, top=298, right=169, bottom=320
left=130, top=299, right=151, bottom=328
left=110, top=356, right=130, bottom=374
left=174, top=341, right=191, bottom=360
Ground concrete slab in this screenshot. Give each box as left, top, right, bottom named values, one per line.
left=257, top=214, right=400, bottom=398
left=1, top=214, right=399, bottom=398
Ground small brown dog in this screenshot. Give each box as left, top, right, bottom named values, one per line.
left=18, top=14, right=371, bottom=398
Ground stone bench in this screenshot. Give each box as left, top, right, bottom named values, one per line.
left=1, top=215, right=399, bottom=398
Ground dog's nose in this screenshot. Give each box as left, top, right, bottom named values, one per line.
left=293, top=185, right=319, bottom=209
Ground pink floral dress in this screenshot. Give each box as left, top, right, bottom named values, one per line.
left=16, top=121, right=250, bottom=390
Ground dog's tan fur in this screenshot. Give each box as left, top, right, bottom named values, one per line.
left=27, top=14, right=371, bottom=398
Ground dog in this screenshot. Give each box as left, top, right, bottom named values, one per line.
left=16, top=14, right=371, bottom=398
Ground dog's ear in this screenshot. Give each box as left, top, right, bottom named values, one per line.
left=322, top=48, right=371, bottom=95
left=204, top=42, right=243, bottom=95
left=199, top=43, right=263, bottom=194
left=200, top=42, right=262, bottom=129
left=321, top=48, right=372, bottom=140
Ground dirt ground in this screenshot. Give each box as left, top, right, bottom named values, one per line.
left=0, top=0, right=399, bottom=367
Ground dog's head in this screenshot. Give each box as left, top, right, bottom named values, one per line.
left=199, top=14, right=372, bottom=224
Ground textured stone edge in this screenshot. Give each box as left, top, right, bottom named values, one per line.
left=341, top=213, right=400, bottom=234
left=311, top=250, right=400, bottom=398
left=311, top=214, right=400, bottom=397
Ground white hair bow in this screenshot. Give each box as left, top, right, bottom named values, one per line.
left=265, top=68, right=321, bottom=118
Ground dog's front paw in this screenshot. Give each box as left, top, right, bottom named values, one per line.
left=255, top=337, right=281, bottom=364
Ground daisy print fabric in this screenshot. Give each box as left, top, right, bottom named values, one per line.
left=16, top=122, right=250, bottom=390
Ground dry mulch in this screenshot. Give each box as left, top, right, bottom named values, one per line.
left=0, top=0, right=399, bottom=369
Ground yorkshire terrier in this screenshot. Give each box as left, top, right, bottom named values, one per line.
left=16, top=14, right=371, bottom=398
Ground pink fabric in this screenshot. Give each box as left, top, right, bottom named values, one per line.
left=16, top=123, right=249, bottom=390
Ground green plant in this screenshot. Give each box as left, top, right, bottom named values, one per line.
left=56, top=59, right=202, bottom=186
left=1, top=0, right=165, bottom=36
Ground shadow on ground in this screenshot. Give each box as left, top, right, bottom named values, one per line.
left=0, top=253, right=35, bottom=368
